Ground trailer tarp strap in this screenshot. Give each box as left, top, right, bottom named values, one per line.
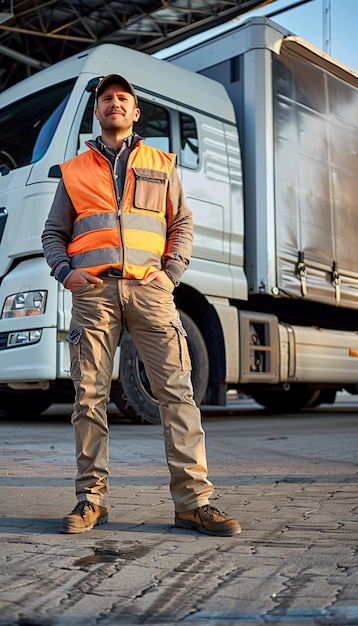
left=296, top=250, right=307, bottom=297
left=332, top=260, right=341, bottom=306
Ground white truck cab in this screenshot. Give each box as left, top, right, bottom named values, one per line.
left=0, top=42, right=245, bottom=420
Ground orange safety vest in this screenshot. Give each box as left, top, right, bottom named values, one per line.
left=60, top=142, right=176, bottom=279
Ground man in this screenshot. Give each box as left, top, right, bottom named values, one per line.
left=42, top=74, right=241, bottom=537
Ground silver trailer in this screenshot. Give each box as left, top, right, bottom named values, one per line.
left=166, top=17, right=358, bottom=410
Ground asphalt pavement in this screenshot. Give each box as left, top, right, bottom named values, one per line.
left=0, top=395, right=357, bottom=626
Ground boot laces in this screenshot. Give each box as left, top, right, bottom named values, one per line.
left=201, top=504, right=223, bottom=519
left=72, top=501, right=96, bottom=518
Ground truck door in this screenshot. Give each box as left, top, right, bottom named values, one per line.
left=178, top=112, right=231, bottom=254
left=176, top=108, right=245, bottom=299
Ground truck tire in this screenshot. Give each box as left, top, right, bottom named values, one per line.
left=0, top=390, right=53, bottom=418
left=251, top=386, right=323, bottom=413
left=110, top=310, right=209, bottom=424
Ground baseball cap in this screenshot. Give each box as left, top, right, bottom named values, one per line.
left=95, top=74, right=138, bottom=105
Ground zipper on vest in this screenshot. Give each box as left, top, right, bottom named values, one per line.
left=116, top=191, right=122, bottom=216
left=135, top=174, right=166, bottom=185
left=109, top=164, right=124, bottom=269
left=113, top=169, right=125, bottom=270
left=113, top=171, right=121, bottom=216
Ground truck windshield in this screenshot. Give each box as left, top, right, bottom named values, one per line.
left=0, top=78, right=76, bottom=173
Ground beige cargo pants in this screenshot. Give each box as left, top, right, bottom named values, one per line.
left=68, top=275, right=214, bottom=512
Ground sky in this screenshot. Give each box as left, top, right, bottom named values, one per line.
left=154, top=0, right=358, bottom=73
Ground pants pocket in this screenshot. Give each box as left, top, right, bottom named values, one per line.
left=67, top=329, right=83, bottom=381
left=69, top=342, right=82, bottom=381
left=171, top=316, right=192, bottom=371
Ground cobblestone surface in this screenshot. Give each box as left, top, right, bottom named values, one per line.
left=0, top=397, right=357, bottom=625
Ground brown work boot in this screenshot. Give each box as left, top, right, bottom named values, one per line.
left=60, top=500, right=108, bottom=534
left=175, top=504, right=241, bottom=537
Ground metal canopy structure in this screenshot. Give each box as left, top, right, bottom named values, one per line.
left=0, top=0, right=274, bottom=90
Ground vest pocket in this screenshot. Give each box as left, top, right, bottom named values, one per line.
left=133, top=168, right=166, bottom=212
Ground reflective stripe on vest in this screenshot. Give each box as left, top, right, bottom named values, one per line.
left=61, top=142, right=176, bottom=278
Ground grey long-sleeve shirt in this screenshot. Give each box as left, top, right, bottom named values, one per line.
left=41, top=135, right=193, bottom=285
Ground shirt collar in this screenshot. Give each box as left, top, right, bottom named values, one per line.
left=96, top=132, right=141, bottom=155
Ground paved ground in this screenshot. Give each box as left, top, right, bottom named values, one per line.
left=0, top=396, right=357, bottom=625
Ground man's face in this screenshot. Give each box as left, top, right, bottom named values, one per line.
left=95, top=83, right=140, bottom=133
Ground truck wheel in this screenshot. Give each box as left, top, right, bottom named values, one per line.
left=251, top=386, right=323, bottom=413
left=0, top=390, right=52, bottom=418
left=110, top=310, right=209, bottom=424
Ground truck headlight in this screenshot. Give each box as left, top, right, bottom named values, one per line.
left=2, top=290, right=47, bottom=318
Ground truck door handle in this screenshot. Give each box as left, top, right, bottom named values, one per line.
left=48, top=165, right=62, bottom=178
left=0, top=207, right=8, bottom=241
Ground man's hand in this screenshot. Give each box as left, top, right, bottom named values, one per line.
left=65, top=269, right=103, bottom=292
left=139, top=270, right=174, bottom=290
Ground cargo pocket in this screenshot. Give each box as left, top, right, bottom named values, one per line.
left=133, top=168, right=167, bottom=212
left=171, top=316, right=192, bottom=372
left=66, top=327, right=83, bottom=381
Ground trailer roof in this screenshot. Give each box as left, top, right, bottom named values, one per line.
left=166, top=16, right=358, bottom=90
left=281, top=37, right=358, bottom=88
